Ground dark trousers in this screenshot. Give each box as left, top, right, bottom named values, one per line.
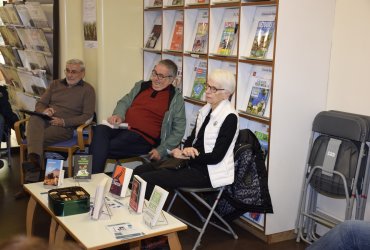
left=90, top=125, right=152, bottom=173
left=133, top=161, right=212, bottom=199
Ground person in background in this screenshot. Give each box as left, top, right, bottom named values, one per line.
left=0, top=85, right=19, bottom=169
left=15, top=59, right=95, bottom=198
left=307, top=220, right=370, bottom=250
left=90, top=59, right=186, bottom=174
left=133, top=69, right=239, bottom=199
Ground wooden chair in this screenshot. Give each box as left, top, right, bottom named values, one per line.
left=14, top=118, right=93, bottom=184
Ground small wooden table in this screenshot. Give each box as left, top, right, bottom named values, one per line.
left=24, top=173, right=187, bottom=249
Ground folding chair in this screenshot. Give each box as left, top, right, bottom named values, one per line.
left=167, top=186, right=238, bottom=250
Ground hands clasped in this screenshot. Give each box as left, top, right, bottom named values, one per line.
left=171, top=147, right=199, bottom=159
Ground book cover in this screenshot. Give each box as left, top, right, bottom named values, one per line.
left=216, top=8, right=239, bottom=56
left=0, top=45, right=22, bottom=67
left=145, top=24, right=162, bottom=49
left=169, top=11, right=184, bottom=51
left=16, top=28, right=51, bottom=54
left=73, top=155, right=92, bottom=180
left=0, top=7, right=11, bottom=25
left=254, top=130, right=269, bottom=158
left=17, top=68, right=47, bottom=96
left=246, top=86, right=270, bottom=116
left=143, top=185, right=169, bottom=227
left=17, top=50, right=51, bottom=75
left=171, top=56, right=183, bottom=89
left=43, top=159, right=63, bottom=186
left=153, top=0, right=163, bottom=7
left=0, top=26, right=23, bottom=49
left=25, top=2, right=50, bottom=29
left=249, top=21, right=275, bottom=59
left=190, top=60, right=207, bottom=100
left=191, top=11, right=209, bottom=54
left=109, top=165, right=133, bottom=197
left=172, top=0, right=184, bottom=5
left=15, top=4, right=33, bottom=27
left=0, top=64, right=23, bottom=89
left=129, top=175, right=147, bottom=213
left=91, top=177, right=109, bottom=220
left=4, top=4, right=22, bottom=26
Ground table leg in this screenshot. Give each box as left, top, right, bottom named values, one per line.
left=129, top=240, right=141, bottom=250
left=166, top=232, right=182, bottom=250
left=26, top=197, right=37, bottom=237
left=54, top=225, right=66, bottom=247
left=49, top=218, right=57, bottom=245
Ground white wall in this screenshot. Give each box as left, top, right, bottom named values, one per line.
left=59, top=0, right=143, bottom=121
left=265, top=0, right=336, bottom=235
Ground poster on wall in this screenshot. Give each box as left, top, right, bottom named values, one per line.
left=83, top=0, right=97, bottom=48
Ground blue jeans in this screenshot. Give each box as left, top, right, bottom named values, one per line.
left=307, top=220, right=370, bottom=250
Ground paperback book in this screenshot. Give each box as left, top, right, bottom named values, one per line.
left=247, top=86, right=269, bottom=116
left=129, top=175, right=147, bottom=213
left=249, top=21, right=275, bottom=59
left=91, top=177, right=109, bottom=220
left=25, top=1, right=50, bottom=29
left=191, top=10, right=208, bottom=54
left=109, top=165, right=133, bottom=197
left=143, top=185, right=169, bottom=227
left=190, top=60, right=207, bottom=100
left=0, top=45, right=22, bottom=67
left=169, top=11, right=184, bottom=51
left=216, top=8, right=239, bottom=56
left=73, top=155, right=92, bottom=180
left=145, top=15, right=162, bottom=49
left=43, top=159, right=64, bottom=186
left=4, top=4, right=22, bottom=26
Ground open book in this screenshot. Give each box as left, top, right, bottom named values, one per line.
left=101, top=119, right=129, bottom=129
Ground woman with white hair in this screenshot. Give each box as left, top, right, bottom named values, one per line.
left=133, top=69, right=239, bottom=199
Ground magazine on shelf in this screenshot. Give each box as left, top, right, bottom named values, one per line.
left=16, top=27, right=51, bottom=54
left=17, top=68, right=47, bottom=96
left=129, top=175, right=147, bottom=213
left=171, top=56, right=183, bottom=89
left=17, top=50, right=51, bottom=75
left=0, top=7, right=11, bottom=24
left=245, top=6, right=276, bottom=59
left=0, top=26, right=23, bottom=49
left=4, top=4, right=22, bottom=26
left=25, top=2, right=50, bottom=29
left=191, top=10, right=208, bottom=54
left=145, top=15, right=162, bottom=49
left=244, top=65, right=272, bottom=117
left=190, top=60, right=207, bottom=100
left=0, top=45, right=22, bottom=67
left=143, top=185, right=169, bottom=227
left=73, top=155, right=92, bottom=181
left=15, top=4, right=33, bottom=27
left=169, top=11, right=184, bottom=52
left=171, top=0, right=184, bottom=5
left=109, top=165, right=133, bottom=197
left=43, top=159, right=64, bottom=186
left=152, top=0, right=163, bottom=7
left=0, top=64, right=23, bottom=89
left=216, top=8, right=239, bottom=56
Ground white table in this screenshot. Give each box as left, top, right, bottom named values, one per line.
left=24, top=173, right=187, bottom=250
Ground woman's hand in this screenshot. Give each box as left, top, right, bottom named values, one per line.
left=181, top=147, right=199, bottom=159
left=172, top=148, right=189, bottom=159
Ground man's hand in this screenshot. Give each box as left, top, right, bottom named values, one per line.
left=50, top=117, right=65, bottom=127
left=107, top=115, right=123, bottom=125
left=149, top=149, right=161, bottom=161
left=43, top=107, right=55, bottom=117
left=182, top=147, right=199, bottom=159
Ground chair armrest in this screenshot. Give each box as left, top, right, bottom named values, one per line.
left=76, top=122, right=95, bottom=150
left=14, top=118, right=29, bottom=145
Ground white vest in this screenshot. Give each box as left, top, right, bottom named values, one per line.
left=195, top=100, right=239, bottom=187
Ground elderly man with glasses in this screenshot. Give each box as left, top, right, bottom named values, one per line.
left=15, top=59, right=95, bottom=198
left=90, top=59, right=186, bottom=174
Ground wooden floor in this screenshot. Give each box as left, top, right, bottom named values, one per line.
left=0, top=151, right=308, bottom=250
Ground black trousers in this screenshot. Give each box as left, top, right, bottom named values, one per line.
left=133, top=161, right=212, bottom=199
left=90, top=125, right=152, bottom=173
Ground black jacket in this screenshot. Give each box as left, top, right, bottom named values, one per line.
left=0, top=85, right=19, bottom=133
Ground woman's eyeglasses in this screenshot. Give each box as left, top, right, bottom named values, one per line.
left=206, top=84, right=224, bottom=93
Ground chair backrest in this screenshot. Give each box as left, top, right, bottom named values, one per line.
left=216, top=129, right=273, bottom=221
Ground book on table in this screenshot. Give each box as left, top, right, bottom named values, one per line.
left=109, top=165, right=133, bottom=197
left=143, top=185, right=169, bottom=228
left=145, top=15, right=162, bottom=49
left=73, top=155, right=92, bottom=181
left=190, top=59, right=207, bottom=100
left=129, top=175, right=147, bottom=213
left=191, top=10, right=209, bottom=54
left=216, top=8, right=239, bottom=56
left=91, top=177, right=109, bottom=220
left=43, top=159, right=64, bottom=186
left=169, top=11, right=184, bottom=51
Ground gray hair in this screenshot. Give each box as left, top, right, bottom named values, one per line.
left=66, top=59, right=85, bottom=71
left=208, top=69, right=236, bottom=95
left=157, top=59, right=178, bottom=78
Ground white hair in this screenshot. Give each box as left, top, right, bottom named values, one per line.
left=208, top=69, right=236, bottom=95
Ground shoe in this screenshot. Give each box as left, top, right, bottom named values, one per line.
left=14, top=188, right=29, bottom=200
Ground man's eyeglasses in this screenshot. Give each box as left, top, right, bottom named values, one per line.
left=151, top=70, right=173, bottom=81
left=206, top=84, right=224, bottom=93
left=64, top=69, right=82, bottom=75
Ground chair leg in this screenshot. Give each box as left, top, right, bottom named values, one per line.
left=19, top=145, right=27, bottom=185
left=6, top=130, right=11, bottom=167
left=166, top=191, right=178, bottom=212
